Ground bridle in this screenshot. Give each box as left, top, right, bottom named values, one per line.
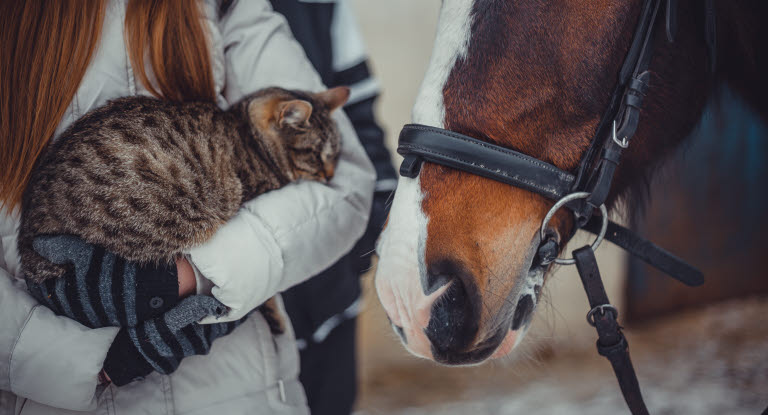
left=396, top=0, right=716, bottom=413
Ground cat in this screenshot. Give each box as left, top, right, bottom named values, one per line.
left=18, top=86, right=349, bottom=332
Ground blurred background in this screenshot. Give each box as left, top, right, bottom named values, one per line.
left=347, top=1, right=768, bottom=413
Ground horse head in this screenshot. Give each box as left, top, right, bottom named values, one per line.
left=374, top=0, right=741, bottom=365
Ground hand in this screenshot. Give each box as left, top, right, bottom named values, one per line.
left=29, top=234, right=183, bottom=326
left=176, top=257, right=197, bottom=298
left=102, top=295, right=245, bottom=386
left=28, top=235, right=247, bottom=386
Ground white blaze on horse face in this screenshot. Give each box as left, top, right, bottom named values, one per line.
left=374, top=176, right=442, bottom=359
left=375, top=0, right=475, bottom=360
left=412, top=0, right=474, bottom=127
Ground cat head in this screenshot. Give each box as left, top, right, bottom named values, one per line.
left=244, top=86, right=349, bottom=183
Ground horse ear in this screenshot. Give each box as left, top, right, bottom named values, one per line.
left=278, top=100, right=313, bottom=128
left=316, top=86, right=350, bottom=111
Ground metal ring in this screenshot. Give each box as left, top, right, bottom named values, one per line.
left=612, top=120, right=629, bottom=148
left=586, top=304, right=618, bottom=327
left=539, top=192, right=608, bottom=265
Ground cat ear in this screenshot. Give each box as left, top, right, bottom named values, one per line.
left=278, top=100, right=313, bottom=128
left=248, top=96, right=275, bottom=131
left=315, top=87, right=350, bottom=112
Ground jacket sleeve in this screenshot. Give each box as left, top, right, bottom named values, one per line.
left=0, top=239, right=119, bottom=411
left=189, top=0, right=375, bottom=323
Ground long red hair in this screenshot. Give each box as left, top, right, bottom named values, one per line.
left=0, top=0, right=215, bottom=210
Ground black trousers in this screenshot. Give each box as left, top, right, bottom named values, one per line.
left=298, top=317, right=357, bottom=415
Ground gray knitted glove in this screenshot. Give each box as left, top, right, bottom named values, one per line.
left=27, top=235, right=180, bottom=327
left=26, top=234, right=247, bottom=386
left=103, top=294, right=244, bottom=386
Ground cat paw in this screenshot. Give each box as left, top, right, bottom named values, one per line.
left=259, top=297, right=285, bottom=335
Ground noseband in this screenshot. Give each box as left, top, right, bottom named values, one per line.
left=396, top=0, right=716, bottom=413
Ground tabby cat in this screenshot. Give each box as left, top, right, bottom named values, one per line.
left=19, top=86, right=348, bottom=290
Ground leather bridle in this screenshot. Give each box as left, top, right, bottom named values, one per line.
left=396, top=0, right=716, bottom=413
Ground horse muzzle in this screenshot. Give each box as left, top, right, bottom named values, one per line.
left=375, top=230, right=545, bottom=365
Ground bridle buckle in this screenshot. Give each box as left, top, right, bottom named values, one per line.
left=612, top=120, right=630, bottom=148
left=586, top=304, right=618, bottom=327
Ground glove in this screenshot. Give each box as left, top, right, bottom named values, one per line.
left=26, top=234, right=247, bottom=386
left=27, top=234, right=182, bottom=327
left=103, top=294, right=243, bottom=386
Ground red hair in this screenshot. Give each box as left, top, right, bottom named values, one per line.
left=0, top=0, right=215, bottom=210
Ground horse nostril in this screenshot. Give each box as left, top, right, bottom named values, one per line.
left=422, top=272, right=453, bottom=295
left=512, top=294, right=534, bottom=331
left=422, top=258, right=467, bottom=296
left=424, top=269, right=480, bottom=361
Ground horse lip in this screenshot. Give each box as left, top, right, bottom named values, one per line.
left=430, top=337, right=500, bottom=366
left=475, top=326, right=508, bottom=350
left=430, top=326, right=508, bottom=366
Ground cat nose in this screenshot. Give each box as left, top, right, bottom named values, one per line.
left=323, top=163, right=335, bottom=181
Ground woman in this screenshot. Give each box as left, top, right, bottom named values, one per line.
left=0, top=0, right=375, bottom=414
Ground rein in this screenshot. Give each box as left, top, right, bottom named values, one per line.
left=397, top=0, right=716, bottom=413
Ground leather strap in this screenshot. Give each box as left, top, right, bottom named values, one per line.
left=574, top=246, right=650, bottom=415
left=575, top=0, right=663, bottom=225
left=572, top=0, right=663, bottom=194
left=397, top=124, right=575, bottom=200
left=665, top=0, right=678, bottom=42
left=583, top=217, right=705, bottom=287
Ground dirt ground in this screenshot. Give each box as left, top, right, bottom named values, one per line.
left=356, top=295, right=768, bottom=414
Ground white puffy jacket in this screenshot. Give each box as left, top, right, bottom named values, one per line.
left=0, top=0, right=375, bottom=413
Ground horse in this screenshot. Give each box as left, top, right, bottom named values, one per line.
left=374, top=0, right=767, bottom=366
